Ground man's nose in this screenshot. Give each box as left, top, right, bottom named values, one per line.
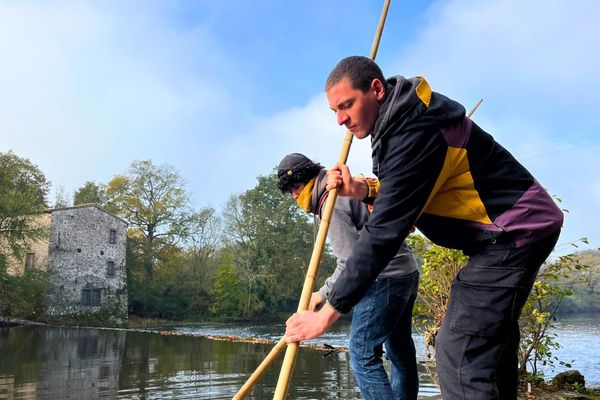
left=337, top=111, right=349, bottom=126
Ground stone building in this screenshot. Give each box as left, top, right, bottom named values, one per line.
left=44, top=204, right=128, bottom=324
left=2, top=204, right=128, bottom=324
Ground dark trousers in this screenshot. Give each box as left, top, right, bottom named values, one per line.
left=435, top=231, right=560, bottom=400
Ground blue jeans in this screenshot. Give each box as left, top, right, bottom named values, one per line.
left=349, top=271, right=419, bottom=400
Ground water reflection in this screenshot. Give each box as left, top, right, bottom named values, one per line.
left=0, top=327, right=125, bottom=399
left=0, top=325, right=438, bottom=399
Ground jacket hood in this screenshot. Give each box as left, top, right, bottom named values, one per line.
left=310, top=169, right=329, bottom=216
left=371, top=76, right=465, bottom=147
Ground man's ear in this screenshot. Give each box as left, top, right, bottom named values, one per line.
left=372, top=79, right=385, bottom=101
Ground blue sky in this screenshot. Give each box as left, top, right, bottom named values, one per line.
left=1, top=0, right=599, bottom=253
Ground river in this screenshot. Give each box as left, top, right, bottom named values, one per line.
left=0, top=315, right=598, bottom=399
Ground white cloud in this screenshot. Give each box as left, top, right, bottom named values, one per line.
left=0, top=2, right=241, bottom=198
left=389, top=0, right=600, bottom=101
left=186, top=94, right=374, bottom=208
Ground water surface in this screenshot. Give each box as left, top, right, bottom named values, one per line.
left=1, top=314, right=598, bottom=399
left=0, top=325, right=436, bottom=399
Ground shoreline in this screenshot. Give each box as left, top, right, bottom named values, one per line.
left=1, top=316, right=345, bottom=353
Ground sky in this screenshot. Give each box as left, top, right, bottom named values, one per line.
left=1, top=0, right=599, bottom=254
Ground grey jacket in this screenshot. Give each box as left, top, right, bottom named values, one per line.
left=310, top=170, right=418, bottom=301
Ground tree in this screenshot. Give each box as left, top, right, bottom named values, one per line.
left=0, top=151, right=49, bottom=259
left=178, top=207, right=221, bottom=317
left=558, top=248, right=600, bottom=314
left=105, top=160, right=191, bottom=275
left=74, top=181, right=107, bottom=206
left=220, top=172, right=336, bottom=318
left=518, top=247, right=590, bottom=376
left=53, top=184, right=71, bottom=208
left=0, top=256, right=51, bottom=321
left=408, top=234, right=466, bottom=381
left=210, top=261, right=245, bottom=318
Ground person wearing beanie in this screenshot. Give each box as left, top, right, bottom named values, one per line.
left=277, top=153, right=420, bottom=400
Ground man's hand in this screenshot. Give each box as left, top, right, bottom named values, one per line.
left=309, top=291, right=326, bottom=311
left=285, top=302, right=342, bottom=343
left=326, top=162, right=368, bottom=199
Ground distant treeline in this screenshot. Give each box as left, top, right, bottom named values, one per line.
left=557, top=249, right=600, bottom=315
left=1, top=151, right=597, bottom=323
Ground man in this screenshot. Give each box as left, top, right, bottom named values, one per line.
left=285, top=56, right=563, bottom=400
left=277, top=152, right=419, bottom=400
left=277, top=153, right=419, bottom=400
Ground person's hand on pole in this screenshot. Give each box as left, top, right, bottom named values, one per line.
left=326, top=162, right=368, bottom=199
left=285, top=302, right=343, bottom=343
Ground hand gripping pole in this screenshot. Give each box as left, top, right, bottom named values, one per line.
left=272, top=1, right=392, bottom=399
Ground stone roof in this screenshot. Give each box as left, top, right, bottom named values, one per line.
left=46, top=204, right=128, bottom=225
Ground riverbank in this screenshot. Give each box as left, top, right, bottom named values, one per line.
left=517, top=380, right=600, bottom=399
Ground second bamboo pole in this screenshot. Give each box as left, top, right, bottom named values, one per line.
left=272, top=1, right=392, bottom=399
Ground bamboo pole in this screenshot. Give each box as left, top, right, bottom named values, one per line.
left=467, top=98, right=483, bottom=118
left=232, top=4, right=389, bottom=394
left=233, top=337, right=287, bottom=400
left=272, top=1, right=392, bottom=399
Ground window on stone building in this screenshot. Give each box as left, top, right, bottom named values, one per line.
left=107, top=261, right=115, bottom=277
left=99, top=365, right=110, bottom=380
left=81, top=288, right=102, bottom=306
left=109, top=229, right=117, bottom=244
left=25, top=252, right=35, bottom=272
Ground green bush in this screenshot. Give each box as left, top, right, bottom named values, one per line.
left=0, top=266, right=52, bottom=322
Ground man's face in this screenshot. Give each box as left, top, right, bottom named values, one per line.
left=289, top=182, right=305, bottom=200
left=326, top=77, right=384, bottom=139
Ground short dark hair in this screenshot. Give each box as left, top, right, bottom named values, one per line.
left=325, top=56, right=386, bottom=93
